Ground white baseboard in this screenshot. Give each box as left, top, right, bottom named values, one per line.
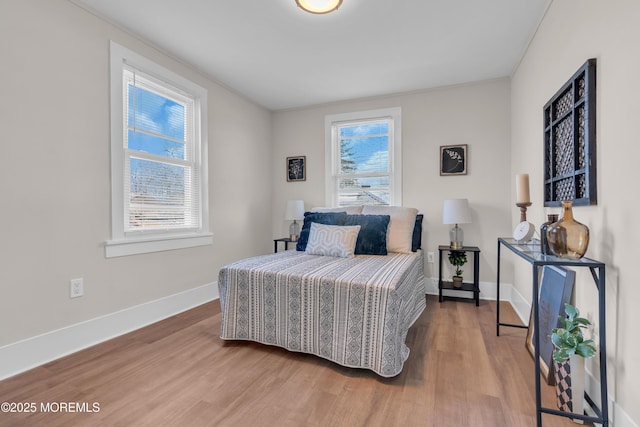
left=612, top=403, right=639, bottom=427
left=0, top=282, right=218, bottom=381
left=424, top=277, right=518, bottom=307
left=424, top=277, right=439, bottom=295
left=506, top=284, right=532, bottom=325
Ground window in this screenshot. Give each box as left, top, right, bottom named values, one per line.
left=325, top=108, right=402, bottom=207
left=106, top=42, right=211, bottom=257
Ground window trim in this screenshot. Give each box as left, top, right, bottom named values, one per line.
left=324, top=107, right=402, bottom=207
left=106, top=41, right=211, bottom=258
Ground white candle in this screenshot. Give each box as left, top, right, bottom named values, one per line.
left=516, top=174, right=530, bottom=204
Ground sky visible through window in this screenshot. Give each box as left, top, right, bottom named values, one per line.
left=128, top=85, right=186, bottom=159
left=340, top=122, right=388, bottom=177
left=127, top=84, right=188, bottom=225
left=338, top=121, right=390, bottom=205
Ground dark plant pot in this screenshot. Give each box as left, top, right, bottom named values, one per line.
left=553, top=356, right=585, bottom=424
left=452, top=276, right=463, bottom=288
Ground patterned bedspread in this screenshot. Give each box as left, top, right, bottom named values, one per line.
left=218, top=250, right=426, bottom=377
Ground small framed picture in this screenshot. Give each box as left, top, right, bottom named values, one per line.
left=440, top=144, right=468, bottom=176
left=287, top=156, right=306, bottom=182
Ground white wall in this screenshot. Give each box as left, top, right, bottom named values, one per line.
left=0, top=0, right=272, bottom=347
left=271, top=79, right=513, bottom=286
left=511, top=0, right=640, bottom=424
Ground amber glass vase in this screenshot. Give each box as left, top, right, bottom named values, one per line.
left=546, top=201, right=589, bottom=259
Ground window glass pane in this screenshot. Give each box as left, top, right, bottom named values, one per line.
left=129, top=158, right=187, bottom=228
left=352, top=176, right=389, bottom=188
left=337, top=120, right=390, bottom=206
left=339, top=122, right=388, bottom=137
left=130, top=158, right=185, bottom=204
left=338, top=177, right=389, bottom=190
left=339, top=135, right=388, bottom=174
left=127, top=130, right=185, bottom=159
left=337, top=187, right=389, bottom=206
left=128, top=85, right=185, bottom=140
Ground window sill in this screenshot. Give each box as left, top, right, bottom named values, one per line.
left=105, top=232, right=213, bottom=258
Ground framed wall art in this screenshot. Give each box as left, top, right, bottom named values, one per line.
left=287, top=156, right=306, bottom=182
left=543, top=58, right=597, bottom=207
left=440, top=144, right=467, bottom=176
left=525, top=265, right=575, bottom=385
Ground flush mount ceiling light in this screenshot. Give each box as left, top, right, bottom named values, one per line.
left=295, top=0, right=343, bottom=14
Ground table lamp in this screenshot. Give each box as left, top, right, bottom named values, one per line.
left=442, top=199, right=472, bottom=249
left=285, top=200, right=305, bottom=241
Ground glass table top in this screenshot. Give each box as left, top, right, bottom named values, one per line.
left=498, top=238, right=604, bottom=267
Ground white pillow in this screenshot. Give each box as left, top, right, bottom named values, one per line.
left=361, top=205, right=418, bottom=253
left=305, top=223, right=361, bottom=258
left=311, top=205, right=363, bottom=214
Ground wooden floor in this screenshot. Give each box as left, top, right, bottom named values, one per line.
left=0, top=296, right=584, bottom=427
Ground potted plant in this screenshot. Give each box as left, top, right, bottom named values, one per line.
left=447, top=250, right=467, bottom=288
left=550, top=303, right=597, bottom=422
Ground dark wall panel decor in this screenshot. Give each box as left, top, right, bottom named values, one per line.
left=543, top=59, right=597, bottom=207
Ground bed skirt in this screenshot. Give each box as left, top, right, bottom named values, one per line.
left=218, top=250, right=426, bottom=377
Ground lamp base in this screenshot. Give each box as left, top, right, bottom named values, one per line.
left=449, top=224, right=464, bottom=249
left=289, top=220, right=300, bottom=241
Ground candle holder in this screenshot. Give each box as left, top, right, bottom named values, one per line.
left=516, top=202, right=532, bottom=222
left=513, top=202, right=535, bottom=242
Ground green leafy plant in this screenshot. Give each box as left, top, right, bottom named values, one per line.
left=447, top=250, right=467, bottom=277
left=550, top=303, right=597, bottom=363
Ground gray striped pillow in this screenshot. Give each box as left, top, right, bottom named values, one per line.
left=305, top=223, right=361, bottom=258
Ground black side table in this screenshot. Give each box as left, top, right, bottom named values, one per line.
left=438, top=245, right=481, bottom=306
left=274, top=237, right=295, bottom=253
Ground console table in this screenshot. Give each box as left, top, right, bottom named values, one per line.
left=496, top=238, right=608, bottom=426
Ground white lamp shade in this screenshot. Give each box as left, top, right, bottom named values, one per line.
left=442, top=199, right=472, bottom=225
left=285, top=200, right=305, bottom=220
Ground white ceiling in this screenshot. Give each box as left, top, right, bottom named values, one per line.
left=74, top=0, right=550, bottom=110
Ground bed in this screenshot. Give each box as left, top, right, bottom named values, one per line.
left=218, top=206, right=426, bottom=377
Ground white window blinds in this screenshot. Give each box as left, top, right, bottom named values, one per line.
left=123, top=65, right=200, bottom=232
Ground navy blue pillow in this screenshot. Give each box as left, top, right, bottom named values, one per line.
left=412, top=214, right=423, bottom=252
left=296, top=212, right=348, bottom=251
left=343, top=214, right=390, bottom=255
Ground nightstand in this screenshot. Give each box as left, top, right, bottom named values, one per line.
left=438, top=245, right=481, bottom=306
left=274, top=237, right=295, bottom=253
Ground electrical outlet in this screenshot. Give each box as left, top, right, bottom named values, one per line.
left=70, top=278, right=84, bottom=298
left=427, top=252, right=435, bottom=263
